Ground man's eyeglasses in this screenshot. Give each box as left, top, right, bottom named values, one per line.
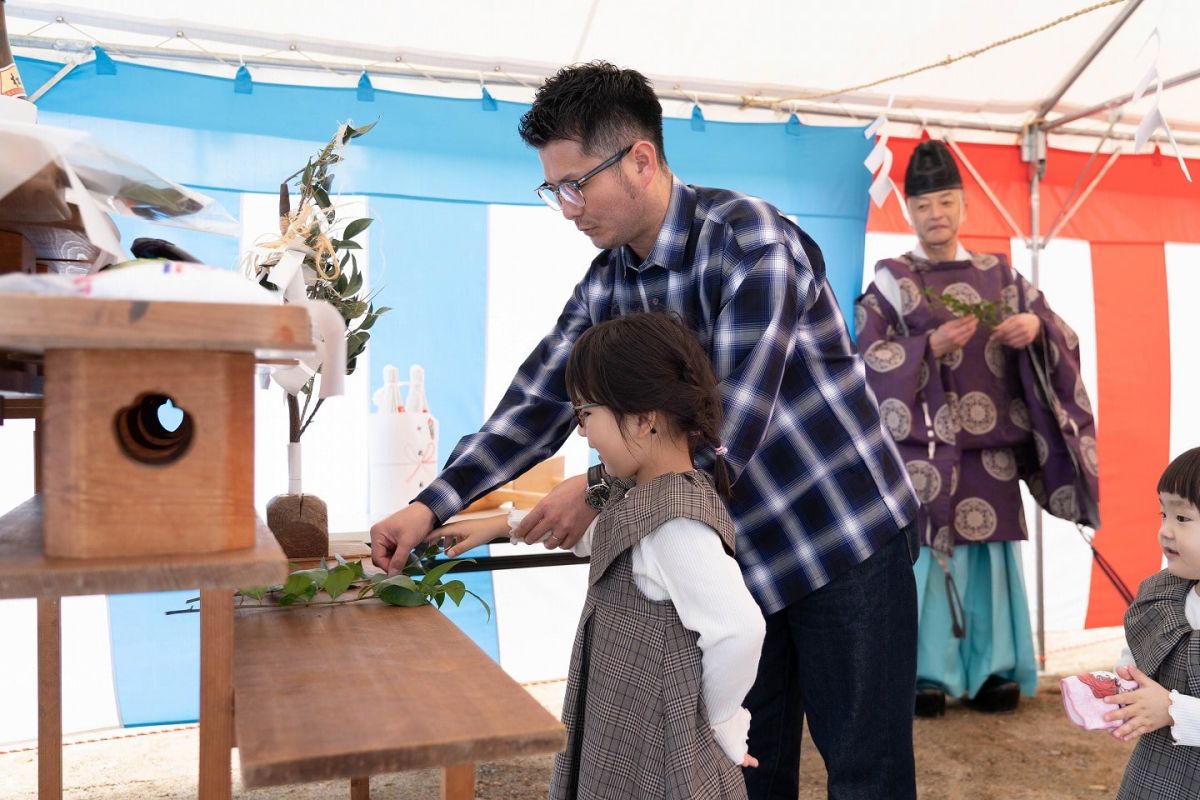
left=572, top=402, right=601, bottom=427
left=535, top=145, right=632, bottom=211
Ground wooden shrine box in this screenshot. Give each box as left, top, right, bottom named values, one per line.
left=0, top=294, right=313, bottom=558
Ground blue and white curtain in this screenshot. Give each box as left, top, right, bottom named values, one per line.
left=0, top=55, right=872, bottom=740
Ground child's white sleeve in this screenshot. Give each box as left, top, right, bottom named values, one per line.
left=570, top=516, right=598, bottom=557
left=1115, top=645, right=1135, bottom=669
left=637, top=518, right=765, bottom=764
left=1170, top=691, right=1200, bottom=746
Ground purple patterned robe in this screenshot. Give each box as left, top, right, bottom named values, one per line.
left=856, top=251, right=1099, bottom=550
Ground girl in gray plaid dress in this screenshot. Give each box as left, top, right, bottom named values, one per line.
left=556, top=312, right=765, bottom=800
left=1104, top=447, right=1200, bottom=800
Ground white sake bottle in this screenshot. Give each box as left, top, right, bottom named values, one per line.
left=368, top=364, right=438, bottom=523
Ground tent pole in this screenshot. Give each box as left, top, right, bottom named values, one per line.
left=1044, top=149, right=1122, bottom=246
left=26, top=57, right=80, bottom=103
left=1033, top=0, right=1146, bottom=122
left=1044, top=67, right=1200, bottom=132
left=944, top=138, right=1028, bottom=242
left=1023, top=125, right=1048, bottom=671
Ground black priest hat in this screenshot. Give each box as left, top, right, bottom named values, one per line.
left=904, top=140, right=963, bottom=197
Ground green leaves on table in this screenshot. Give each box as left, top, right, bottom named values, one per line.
left=235, top=548, right=490, bottom=619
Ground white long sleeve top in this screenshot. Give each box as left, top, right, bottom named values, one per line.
left=573, top=515, right=766, bottom=763
left=1116, top=588, right=1200, bottom=746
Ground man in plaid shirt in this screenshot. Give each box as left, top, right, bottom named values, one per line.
left=372, top=62, right=920, bottom=799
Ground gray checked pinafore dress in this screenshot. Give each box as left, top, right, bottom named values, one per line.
left=1117, top=570, right=1200, bottom=800
left=549, top=470, right=748, bottom=800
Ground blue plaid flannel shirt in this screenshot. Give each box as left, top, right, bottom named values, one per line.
left=416, top=179, right=917, bottom=612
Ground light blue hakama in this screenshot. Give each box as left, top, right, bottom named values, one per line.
left=914, top=541, right=1038, bottom=699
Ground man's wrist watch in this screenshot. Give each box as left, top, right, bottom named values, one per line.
left=584, top=463, right=611, bottom=511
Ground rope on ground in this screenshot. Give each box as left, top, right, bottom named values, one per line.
left=0, top=724, right=198, bottom=756
left=521, top=677, right=567, bottom=688
left=1044, top=632, right=1126, bottom=657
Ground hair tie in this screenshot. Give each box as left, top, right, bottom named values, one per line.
left=714, top=445, right=728, bottom=457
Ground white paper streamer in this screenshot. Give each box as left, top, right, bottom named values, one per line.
left=242, top=245, right=347, bottom=400
left=1130, top=28, right=1191, bottom=183
left=863, top=95, right=909, bottom=212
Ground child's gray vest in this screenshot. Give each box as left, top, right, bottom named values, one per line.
left=549, top=470, right=746, bottom=800
left=1117, top=570, right=1200, bottom=800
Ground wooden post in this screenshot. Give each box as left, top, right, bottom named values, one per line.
left=442, top=763, right=475, bottom=800
left=199, top=590, right=234, bottom=800
left=349, top=776, right=371, bottom=799
left=33, top=413, right=42, bottom=493
left=37, top=596, right=62, bottom=799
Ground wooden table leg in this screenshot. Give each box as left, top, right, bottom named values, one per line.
left=198, top=589, right=234, bottom=800
left=33, top=414, right=43, bottom=494
left=349, top=776, right=371, bottom=799
left=37, top=596, right=62, bottom=799
left=442, top=763, right=475, bottom=800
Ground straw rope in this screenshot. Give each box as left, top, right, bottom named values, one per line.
left=745, top=0, right=1127, bottom=109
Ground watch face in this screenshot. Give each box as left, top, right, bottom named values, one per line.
left=585, top=483, right=610, bottom=510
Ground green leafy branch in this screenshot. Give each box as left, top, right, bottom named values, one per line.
left=169, top=545, right=490, bottom=618
left=253, top=120, right=392, bottom=441
left=923, top=287, right=1002, bottom=328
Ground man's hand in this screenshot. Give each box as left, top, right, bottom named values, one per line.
left=989, top=312, right=1041, bottom=349
left=512, top=474, right=597, bottom=550
left=370, top=502, right=437, bottom=576
left=1103, top=664, right=1174, bottom=742
left=929, top=315, right=978, bottom=358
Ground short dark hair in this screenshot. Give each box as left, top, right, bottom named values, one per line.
left=566, top=312, right=728, bottom=498
left=518, top=61, right=667, bottom=165
left=1158, top=447, right=1200, bottom=509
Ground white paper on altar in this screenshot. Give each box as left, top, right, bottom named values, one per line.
left=0, top=260, right=277, bottom=303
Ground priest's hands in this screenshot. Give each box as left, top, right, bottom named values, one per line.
left=929, top=315, right=978, bottom=358
left=990, top=313, right=1041, bottom=349
left=370, top=501, right=436, bottom=576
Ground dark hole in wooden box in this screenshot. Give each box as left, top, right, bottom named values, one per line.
left=113, top=393, right=193, bottom=465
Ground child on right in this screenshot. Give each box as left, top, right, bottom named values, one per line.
left=1102, top=446, right=1200, bottom=799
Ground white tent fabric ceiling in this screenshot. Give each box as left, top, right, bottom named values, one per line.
left=7, top=0, right=1200, bottom=153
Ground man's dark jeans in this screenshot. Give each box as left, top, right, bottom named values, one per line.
left=743, top=524, right=919, bottom=800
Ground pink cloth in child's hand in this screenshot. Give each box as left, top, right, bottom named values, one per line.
left=1061, top=671, right=1138, bottom=731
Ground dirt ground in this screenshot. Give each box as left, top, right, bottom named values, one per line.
left=0, top=676, right=1132, bottom=799
left=404, top=679, right=1134, bottom=800
left=0, top=629, right=1133, bottom=798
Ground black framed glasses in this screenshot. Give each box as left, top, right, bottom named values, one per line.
left=535, top=145, right=632, bottom=211
left=572, top=402, right=601, bottom=427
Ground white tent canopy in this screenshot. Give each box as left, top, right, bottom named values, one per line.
left=8, top=0, right=1200, bottom=153
left=5, top=2, right=1200, bottom=739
